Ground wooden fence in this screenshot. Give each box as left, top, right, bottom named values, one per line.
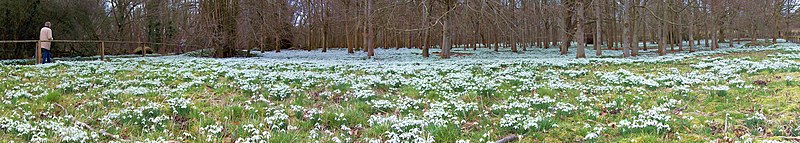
left=789, top=36, right=800, bottom=44
left=0, top=40, right=186, bottom=64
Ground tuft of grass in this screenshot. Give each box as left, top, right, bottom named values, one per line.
left=269, top=131, right=308, bottom=142
left=43, top=90, right=63, bottom=103
left=320, top=107, right=369, bottom=128
left=427, top=124, right=462, bottom=143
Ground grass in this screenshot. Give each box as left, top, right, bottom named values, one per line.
left=0, top=45, right=799, bottom=142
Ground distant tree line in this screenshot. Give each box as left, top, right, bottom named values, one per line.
left=1, top=0, right=799, bottom=59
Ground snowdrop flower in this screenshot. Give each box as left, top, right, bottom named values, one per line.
left=200, top=124, right=223, bottom=137
left=584, top=132, right=598, bottom=140
left=166, top=97, right=193, bottom=113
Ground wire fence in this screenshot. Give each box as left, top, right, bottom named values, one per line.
left=3, top=37, right=799, bottom=64
left=0, top=40, right=194, bottom=64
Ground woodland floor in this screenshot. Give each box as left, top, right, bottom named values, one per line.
left=1, top=40, right=800, bottom=142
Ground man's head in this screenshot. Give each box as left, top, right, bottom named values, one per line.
left=44, top=22, right=51, bottom=28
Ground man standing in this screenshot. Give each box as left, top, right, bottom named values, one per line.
left=39, top=22, right=53, bottom=63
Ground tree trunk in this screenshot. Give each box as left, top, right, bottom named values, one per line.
left=773, top=8, right=779, bottom=44
left=711, top=28, right=719, bottom=50
left=689, top=26, right=695, bottom=52
left=710, top=0, right=719, bottom=50
left=576, top=1, right=586, bottom=58
left=728, top=30, right=734, bottom=47
left=422, top=0, right=430, bottom=58
left=689, top=5, right=695, bottom=52
left=595, top=0, right=602, bottom=57
left=473, top=30, right=478, bottom=50
left=547, top=22, right=554, bottom=49
left=274, top=36, right=281, bottom=53
left=423, top=30, right=430, bottom=58
left=657, top=2, right=666, bottom=56
left=441, top=19, right=451, bottom=58
left=630, top=0, right=639, bottom=57
left=321, top=12, right=327, bottom=53
left=366, top=0, right=374, bottom=57
left=705, top=31, right=710, bottom=47
left=643, top=22, right=648, bottom=51
left=737, top=31, right=742, bottom=44
left=492, top=32, right=500, bottom=52
left=659, top=25, right=666, bottom=56
left=511, top=35, right=518, bottom=53
left=346, top=16, right=354, bottom=53
left=207, top=0, right=238, bottom=58
left=560, top=0, right=574, bottom=55
left=511, top=0, right=519, bottom=53
left=621, top=0, right=630, bottom=58
left=676, top=18, right=683, bottom=51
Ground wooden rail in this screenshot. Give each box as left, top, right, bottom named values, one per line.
left=0, top=40, right=187, bottom=64
left=789, top=36, right=800, bottom=44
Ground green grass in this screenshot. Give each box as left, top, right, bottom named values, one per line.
left=1, top=48, right=800, bottom=142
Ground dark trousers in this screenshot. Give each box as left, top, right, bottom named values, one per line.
left=42, top=49, right=52, bottom=63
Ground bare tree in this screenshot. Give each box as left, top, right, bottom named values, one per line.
left=6, top=0, right=800, bottom=59
left=594, top=0, right=603, bottom=56
left=576, top=0, right=586, bottom=58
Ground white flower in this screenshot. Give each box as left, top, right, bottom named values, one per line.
left=200, top=124, right=224, bottom=141
left=499, top=113, right=545, bottom=131
left=584, top=132, right=598, bottom=140
left=166, top=97, right=193, bottom=113
left=702, top=85, right=730, bottom=91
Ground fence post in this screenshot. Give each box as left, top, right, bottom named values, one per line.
left=35, top=42, right=42, bottom=64
left=140, top=42, right=145, bottom=57
left=101, top=42, right=105, bottom=61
